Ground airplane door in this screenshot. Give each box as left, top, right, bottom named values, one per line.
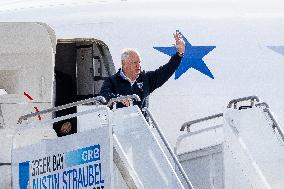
left=76, top=44, right=95, bottom=96
left=54, top=39, right=116, bottom=136
left=76, top=41, right=116, bottom=96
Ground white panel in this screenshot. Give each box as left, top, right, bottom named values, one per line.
left=112, top=106, right=185, bottom=189
left=113, top=163, right=129, bottom=189
left=224, top=107, right=284, bottom=189
left=211, top=152, right=224, bottom=189
left=0, top=22, right=55, bottom=102
left=12, top=126, right=113, bottom=189
left=0, top=129, right=14, bottom=164
left=178, top=145, right=224, bottom=189
left=0, top=103, right=53, bottom=129
left=176, top=125, right=223, bottom=155
left=77, top=105, right=109, bottom=132
left=0, top=164, right=11, bottom=189
left=0, top=127, right=56, bottom=189
left=181, top=155, right=211, bottom=189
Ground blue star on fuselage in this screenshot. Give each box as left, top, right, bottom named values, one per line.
left=267, top=46, right=284, bottom=56
left=153, top=33, right=216, bottom=79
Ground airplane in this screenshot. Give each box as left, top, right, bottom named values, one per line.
left=0, top=0, right=284, bottom=189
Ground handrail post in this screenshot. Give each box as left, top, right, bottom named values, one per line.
left=143, top=108, right=194, bottom=189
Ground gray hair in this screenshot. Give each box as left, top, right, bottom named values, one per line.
left=121, top=48, right=141, bottom=62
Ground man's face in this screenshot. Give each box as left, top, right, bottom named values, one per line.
left=122, top=52, right=141, bottom=81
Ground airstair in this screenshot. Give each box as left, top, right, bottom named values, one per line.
left=176, top=96, right=284, bottom=189
left=3, top=95, right=193, bottom=189
left=2, top=94, right=284, bottom=189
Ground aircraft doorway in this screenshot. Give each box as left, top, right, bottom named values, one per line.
left=54, top=38, right=116, bottom=136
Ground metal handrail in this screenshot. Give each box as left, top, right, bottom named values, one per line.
left=107, top=94, right=141, bottom=107
left=180, top=96, right=261, bottom=132
left=227, top=96, right=260, bottom=108
left=143, top=108, right=194, bottom=189
left=180, top=113, right=223, bottom=132
left=180, top=125, right=223, bottom=138
left=17, top=96, right=106, bottom=124
left=263, top=108, right=284, bottom=141
left=175, top=125, right=223, bottom=154
left=17, top=105, right=109, bottom=131
left=255, top=102, right=270, bottom=109
left=0, top=163, right=11, bottom=166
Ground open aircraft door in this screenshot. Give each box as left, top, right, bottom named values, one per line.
left=0, top=22, right=116, bottom=188
left=0, top=22, right=58, bottom=188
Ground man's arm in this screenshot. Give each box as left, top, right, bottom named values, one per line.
left=147, top=31, right=185, bottom=93
left=146, top=53, right=182, bottom=93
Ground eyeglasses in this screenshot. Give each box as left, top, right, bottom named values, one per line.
left=131, top=61, right=141, bottom=64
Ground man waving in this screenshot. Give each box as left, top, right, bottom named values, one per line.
left=100, top=31, right=185, bottom=109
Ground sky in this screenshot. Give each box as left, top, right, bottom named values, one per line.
left=0, top=0, right=284, bottom=16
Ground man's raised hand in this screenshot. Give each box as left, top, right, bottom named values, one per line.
left=173, top=31, right=185, bottom=55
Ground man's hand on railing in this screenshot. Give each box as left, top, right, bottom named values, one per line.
left=121, top=99, right=131, bottom=107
